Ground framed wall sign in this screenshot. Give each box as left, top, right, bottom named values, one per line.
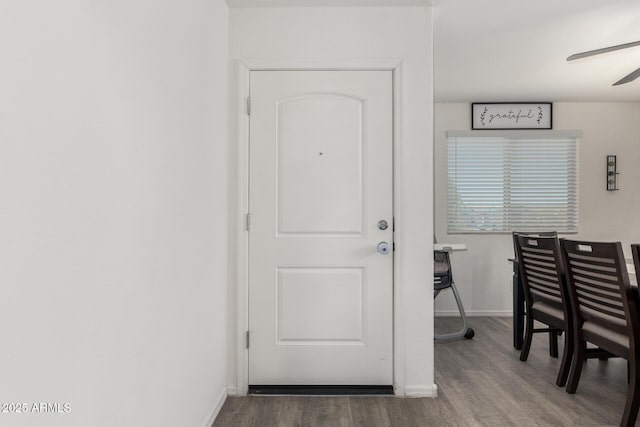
left=471, top=102, right=552, bottom=130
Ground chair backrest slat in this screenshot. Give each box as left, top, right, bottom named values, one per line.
left=573, top=275, right=624, bottom=298
left=528, top=274, right=561, bottom=290
left=529, top=285, right=562, bottom=300
left=574, top=291, right=625, bottom=319
left=512, top=231, right=558, bottom=261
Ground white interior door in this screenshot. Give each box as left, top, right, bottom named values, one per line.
left=248, top=70, right=393, bottom=385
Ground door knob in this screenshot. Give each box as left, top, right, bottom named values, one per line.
left=377, top=242, right=391, bottom=255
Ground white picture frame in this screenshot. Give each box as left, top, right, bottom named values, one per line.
left=472, top=102, right=552, bottom=130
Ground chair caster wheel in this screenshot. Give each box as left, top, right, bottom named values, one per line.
left=464, top=328, right=475, bottom=339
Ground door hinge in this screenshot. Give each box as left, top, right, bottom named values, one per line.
left=246, top=330, right=250, bottom=349
left=245, top=213, right=251, bottom=231
left=246, top=97, right=251, bottom=115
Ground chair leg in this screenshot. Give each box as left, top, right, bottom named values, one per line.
left=556, top=327, right=573, bottom=387
left=621, top=360, right=640, bottom=427
left=520, top=312, right=534, bottom=361
left=566, top=339, right=586, bottom=394
left=434, top=282, right=473, bottom=342
left=549, top=330, right=559, bottom=358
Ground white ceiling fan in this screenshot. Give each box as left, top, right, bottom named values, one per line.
left=567, top=40, right=640, bottom=86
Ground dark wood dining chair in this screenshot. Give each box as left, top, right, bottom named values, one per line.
left=511, top=231, right=558, bottom=350
left=515, top=235, right=572, bottom=386
left=632, top=244, right=640, bottom=286
left=561, top=239, right=640, bottom=427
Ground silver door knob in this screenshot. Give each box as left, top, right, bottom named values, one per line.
left=377, top=242, right=391, bottom=255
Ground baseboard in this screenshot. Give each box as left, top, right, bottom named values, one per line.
left=249, top=385, right=393, bottom=395
left=203, top=386, right=227, bottom=427
left=227, top=385, right=238, bottom=396
left=404, top=384, right=437, bottom=397
left=435, top=310, right=512, bottom=317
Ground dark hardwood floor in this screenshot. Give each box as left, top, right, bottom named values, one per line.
left=213, top=317, right=636, bottom=426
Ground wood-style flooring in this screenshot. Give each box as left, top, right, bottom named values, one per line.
left=213, top=317, right=636, bottom=426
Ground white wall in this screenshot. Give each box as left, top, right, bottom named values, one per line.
left=228, top=7, right=435, bottom=396
left=434, top=102, right=640, bottom=316
left=0, top=1, right=229, bottom=426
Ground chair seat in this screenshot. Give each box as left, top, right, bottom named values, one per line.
left=582, top=320, right=630, bottom=358
left=531, top=289, right=562, bottom=306
left=434, top=279, right=451, bottom=291
left=531, top=301, right=564, bottom=329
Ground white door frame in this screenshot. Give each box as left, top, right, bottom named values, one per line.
left=234, top=58, right=407, bottom=396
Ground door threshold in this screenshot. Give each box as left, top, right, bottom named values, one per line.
left=248, top=385, right=393, bottom=396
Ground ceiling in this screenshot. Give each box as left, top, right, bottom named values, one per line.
left=225, top=0, right=640, bottom=102
left=226, top=0, right=432, bottom=6
left=434, top=0, right=640, bottom=102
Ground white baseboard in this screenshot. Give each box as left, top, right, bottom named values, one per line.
left=393, top=384, right=404, bottom=396
left=404, top=384, right=438, bottom=398
left=203, top=386, right=227, bottom=427
left=227, top=385, right=238, bottom=396
left=435, top=310, right=512, bottom=317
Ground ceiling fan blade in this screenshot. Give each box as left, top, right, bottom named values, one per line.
left=613, top=66, right=640, bottom=86
left=567, top=40, right=640, bottom=61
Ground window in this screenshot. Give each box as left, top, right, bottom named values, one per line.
left=447, top=131, right=579, bottom=233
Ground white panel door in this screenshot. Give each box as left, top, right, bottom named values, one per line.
left=249, top=70, right=393, bottom=385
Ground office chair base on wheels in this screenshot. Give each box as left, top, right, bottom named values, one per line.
left=434, top=286, right=475, bottom=341
left=434, top=250, right=474, bottom=342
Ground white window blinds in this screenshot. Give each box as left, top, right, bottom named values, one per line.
left=447, top=131, right=579, bottom=233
